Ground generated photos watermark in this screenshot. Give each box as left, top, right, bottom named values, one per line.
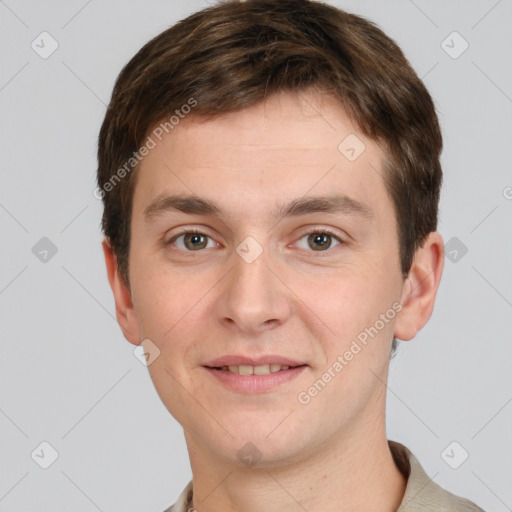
left=297, top=301, right=403, bottom=405
left=93, top=97, right=198, bottom=200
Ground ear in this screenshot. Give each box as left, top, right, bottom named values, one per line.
left=394, top=231, right=444, bottom=341
left=102, top=238, right=141, bottom=346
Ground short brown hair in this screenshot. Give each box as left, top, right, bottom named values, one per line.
left=97, top=0, right=442, bottom=288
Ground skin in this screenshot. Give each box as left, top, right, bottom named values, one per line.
left=103, top=89, right=444, bottom=512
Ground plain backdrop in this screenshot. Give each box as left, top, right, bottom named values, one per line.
left=0, top=1, right=511, bottom=511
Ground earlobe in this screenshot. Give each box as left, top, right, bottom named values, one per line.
left=394, top=232, right=444, bottom=341
left=102, top=238, right=141, bottom=346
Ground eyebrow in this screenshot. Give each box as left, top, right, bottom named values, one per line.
left=143, top=193, right=374, bottom=222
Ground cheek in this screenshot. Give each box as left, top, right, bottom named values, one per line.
left=131, top=263, right=186, bottom=341
left=133, top=269, right=211, bottom=418
left=304, top=265, right=392, bottom=325
left=132, top=261, right=220, bottom=362
left=299, top=263, right=400, bottom=361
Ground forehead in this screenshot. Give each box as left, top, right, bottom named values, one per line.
left=165, top=91, right=377, bottom=164
left=132, top=90, right=393, bottom=228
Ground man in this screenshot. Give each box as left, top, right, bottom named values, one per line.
left=97, top=0, right=485, bottom=510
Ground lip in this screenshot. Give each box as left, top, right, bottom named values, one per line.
left=203, top=355, right=306, bottom=367
left=203, top=365, right=308, bottom=393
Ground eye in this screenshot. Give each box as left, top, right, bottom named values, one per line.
left=296, top=229, right=343, bottom=252
left=168, top=230, right=217, bottom=251
left=167, top=228, right=343, bottom=253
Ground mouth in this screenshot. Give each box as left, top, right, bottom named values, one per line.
left=203, top=363, right=308, bottom=393
left=201, top=355, right=309, bottom=392
left=205, top=363, right=307, bottom=375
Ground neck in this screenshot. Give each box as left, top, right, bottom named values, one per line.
left=183, top=403, right=406, bottom=512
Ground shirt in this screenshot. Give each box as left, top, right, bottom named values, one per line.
left=163, top=440, right=485, bottom=511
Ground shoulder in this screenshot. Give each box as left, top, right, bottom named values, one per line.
left=162, top=480, right=193, bottom=512
left=389, top=440, right=486, bottom=512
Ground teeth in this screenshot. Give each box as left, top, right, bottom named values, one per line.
left=239, top=364, right=254, bottom=375
left=220, top=364, right=293, bottom=375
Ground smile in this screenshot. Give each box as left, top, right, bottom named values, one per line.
left=215, top=364, right=303, bottom=375
left=203, top=365, right=308, bottom=393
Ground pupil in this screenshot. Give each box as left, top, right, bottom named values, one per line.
left=309, top=233, right=331, bottom=251
left=186, top=233, right=206, bottom=250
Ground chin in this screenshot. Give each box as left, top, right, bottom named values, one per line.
left=206, top=422, right=311, bottom=468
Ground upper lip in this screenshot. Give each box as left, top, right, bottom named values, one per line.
left=203, top=355, right=307, bottom=367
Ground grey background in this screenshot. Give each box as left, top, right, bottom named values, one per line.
left=1, top=0, right=511, bottom=510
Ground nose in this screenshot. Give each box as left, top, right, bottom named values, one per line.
left=215, top=243, right=293, bottom=334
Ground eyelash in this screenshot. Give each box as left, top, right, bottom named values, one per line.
left=166, top=228, right=345, bottom=256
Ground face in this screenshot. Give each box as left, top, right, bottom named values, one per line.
left=117, top=90, right=412, bottom=467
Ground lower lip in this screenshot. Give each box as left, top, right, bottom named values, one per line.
left=203, top=366, right=308, bottom=393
